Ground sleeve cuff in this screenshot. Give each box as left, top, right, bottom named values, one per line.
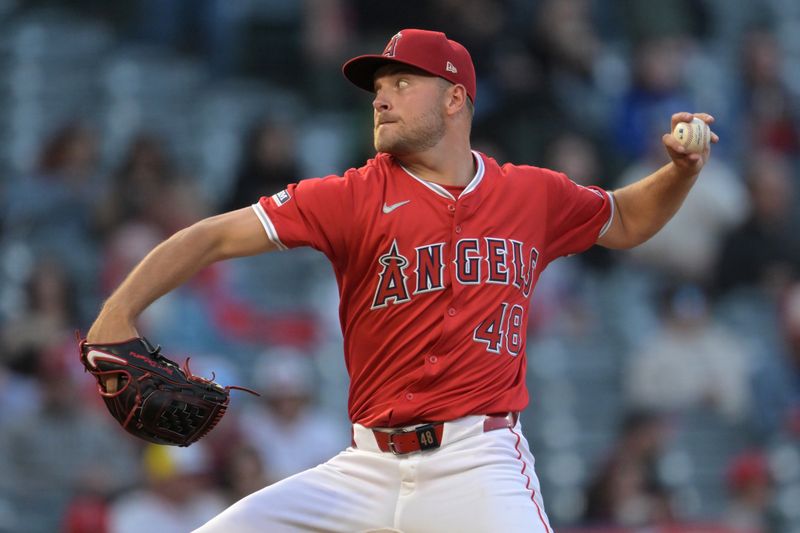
left=251, top=202, right=288, bottom=251
left=598, top=190, right=615, bottom=238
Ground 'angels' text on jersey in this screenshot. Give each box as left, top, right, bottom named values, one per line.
left=371, top=237, right=539, bottom=309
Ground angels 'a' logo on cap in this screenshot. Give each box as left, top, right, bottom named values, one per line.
left=383, top=32, right=402, bottom=57
left=446, top=61, right=458, bottom=74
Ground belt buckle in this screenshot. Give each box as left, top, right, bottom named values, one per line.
left=387, top=434, right=403, bottom=455
left=386, top=428, right=409, bottom=455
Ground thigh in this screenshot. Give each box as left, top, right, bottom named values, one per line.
left=399, top=424, right=553, bottom=533
left=195, top=448, right=400, bottom=533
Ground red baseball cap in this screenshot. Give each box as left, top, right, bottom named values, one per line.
left=342, top=29, right=477, bottom=103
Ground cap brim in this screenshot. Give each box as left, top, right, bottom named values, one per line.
left=342, top=55, right=437, bottom=94
left=342, top=55, right=397, bottom=93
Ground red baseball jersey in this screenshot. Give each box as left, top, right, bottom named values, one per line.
left=253, top=151, right=613, bottom=427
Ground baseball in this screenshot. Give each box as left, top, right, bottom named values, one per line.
left=672, top=117, right=710, bottom=153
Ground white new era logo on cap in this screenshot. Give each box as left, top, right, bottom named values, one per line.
left=446, top=61, right=458, bottom=73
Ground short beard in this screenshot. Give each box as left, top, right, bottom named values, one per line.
left=374, top=108, right=446, bottom=156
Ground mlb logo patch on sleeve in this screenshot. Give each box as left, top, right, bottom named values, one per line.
left=272, top=189, right=292, bottom=206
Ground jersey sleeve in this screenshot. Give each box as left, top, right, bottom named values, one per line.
left=544, top=170, right=614, bottom=261
left=251, top=172, right=355, bottom=263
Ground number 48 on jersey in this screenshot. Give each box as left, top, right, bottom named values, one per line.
left=473, top=302, right=525, bottom=356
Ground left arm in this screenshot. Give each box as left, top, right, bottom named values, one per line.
left=597, top=112, right=719, bottom=250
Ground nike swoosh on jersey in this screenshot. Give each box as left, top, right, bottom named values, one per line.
left=86, top=349, right=128, bottom=368
left=382, top=200, right=410, bottom=214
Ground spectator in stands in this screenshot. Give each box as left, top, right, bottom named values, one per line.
left=109, top=443, right=227, bottom=533
left=0, top=350, right=136, bottom=533
left=584, top=410, right=674, bottom=526
left=542, top=131, right=603, bottom=188
left=625, top=283, right=752, bottom=421
left=301, top=0, right=351, bottom=104
left=223, top=118, right=301, bottom=212
left=238, top=347, right=348, bottom=482
left=744, top=280, right=800, bottom=438
left=776, top=284, right=800, bottom=434
left=218, top=443, right=271, bottom=503
left=62, top=491, right=110, bottom=533
left=4, top=122, right=99, bottom=243
left=1, top=259, right=79, bottom=426
left=722, top=450, right=775, bottom=532
left=715, top=151, right=800, bottom=296
left=97, top=133, right=203, bottom=239
left=613, top=35, right=695, bottom=161
left=3, top=121, right=102, bottom=317
left=737, top=29, right=799, bottom=156
left=529, top=0, right=618, bottom=137
left=0, top=362, right=41, bottom=430
left=2, top=259, right=78, bottom=370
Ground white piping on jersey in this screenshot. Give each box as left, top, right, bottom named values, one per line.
left=251, top=203, right=288, bottom=250
left=598, top=190, right=615, bottom=238
left=398, top=150, right=485, bottom=201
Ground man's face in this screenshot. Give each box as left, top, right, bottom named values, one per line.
left=372, top=65, right=448, bottom=155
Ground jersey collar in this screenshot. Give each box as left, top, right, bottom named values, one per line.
left=398, top=151, right=485, bottom=201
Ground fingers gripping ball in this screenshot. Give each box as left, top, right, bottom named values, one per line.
left=673, top=117, right=711, bottom=154
left=78, top=335, right=257, bottom=446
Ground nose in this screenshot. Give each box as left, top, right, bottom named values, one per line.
left=373, top=90, right=390, bottom=113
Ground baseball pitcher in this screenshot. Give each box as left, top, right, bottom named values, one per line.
left=84, top=29, right=717, bottom=532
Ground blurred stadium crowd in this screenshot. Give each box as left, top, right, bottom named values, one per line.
left=0, top=0, right=799, bottom=531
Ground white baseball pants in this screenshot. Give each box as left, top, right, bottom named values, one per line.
left=195, top=415, right=552, bottom=533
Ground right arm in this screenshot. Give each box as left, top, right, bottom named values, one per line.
left=87, top=207, right=276, bottom=343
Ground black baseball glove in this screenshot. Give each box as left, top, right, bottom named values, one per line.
left=78, top=335, right=256, bottom=446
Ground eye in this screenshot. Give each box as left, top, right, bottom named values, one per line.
left=397, top=79, right=409, bottom=89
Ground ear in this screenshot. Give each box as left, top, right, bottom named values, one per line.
left=444, top=84, right=468, bottom=117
